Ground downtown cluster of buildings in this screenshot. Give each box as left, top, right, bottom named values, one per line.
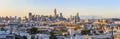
left=0, top=9, right=120, bottom=39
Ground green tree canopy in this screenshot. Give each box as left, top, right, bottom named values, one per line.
left=29, top=27, right=38, bottom=34
left=49, top=31, right=57, bottom=39
left=23, top=36, right=27, bottom=39
left=0, top=27, right=5, bottom=31
left=81, top=30, right=90, bottom=35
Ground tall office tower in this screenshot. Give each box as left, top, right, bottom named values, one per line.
left=5, top=16, right=9, bottom=22
left=76, top=12, right=79, bottom=17
left=75, top=12, right=80, bottom=23
left=70, top=15, right=73, bottom=21
left=17, top=17, right=21, bottom=23
left=60, top=13, right=63, bottom=18
left=29, top=12, right=32, bottom=21
left=9, top=16, right=12, bottom=19
left=14, top=16, right=17, bottom=20
left=54, top=8, right=57, bottom=16
left=14, top=16, right=17, bottom=22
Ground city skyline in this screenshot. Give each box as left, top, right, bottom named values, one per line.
left=0, top=0, right=120, bottom=17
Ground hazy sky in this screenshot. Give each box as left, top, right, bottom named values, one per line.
left=0, top=0, right=120, bottom=17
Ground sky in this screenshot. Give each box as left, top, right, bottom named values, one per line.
left=0, top=0, right=120, bottom=17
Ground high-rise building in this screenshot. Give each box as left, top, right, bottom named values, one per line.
left=60, top=13, right=63, bottom=18
left=5, top=16, right=9, bottom=22
left=75, top=12, right=80, bottom=23
left=17, top=17, right=21, bottom=23
left=14, top=16, right=17, bottom=22
left=29, top=12, right=32, bottom=21
left=29, top=12, right=32, bottom=18
left=76, top=12, right=79, bottom=17
left=54, top=8, right=57, bottom=16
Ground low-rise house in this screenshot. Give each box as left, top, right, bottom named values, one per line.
left=36, top=34, right=49, bottom=39
left=0, top=31, right=15, bottom=39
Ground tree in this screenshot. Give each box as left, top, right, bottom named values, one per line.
left=29, top=27, right=38, bottom=34
left=99, top=30, right=104, bottom=34
left=81, top=30, right=90, bottom=35
left=0, top=27, right=5, bottom=31
left=23, top=36, right=27, bottom=39
left=49, top=31, right=57, bottom=39
left=28, top=27, right=38, bottom=39
left=31, top=36, right=34, bottom=39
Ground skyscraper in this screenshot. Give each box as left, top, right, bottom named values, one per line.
left=29, top=12, right=32, bottom=21
left=60, top=13, right=63, bottom=18
left=17, top=17, right=21, bottom=23
left=76, top=12, right=79, bottom=17
left=75, top=12, right=80, bottom=23
left=54, top=8, right=57, bottom=16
